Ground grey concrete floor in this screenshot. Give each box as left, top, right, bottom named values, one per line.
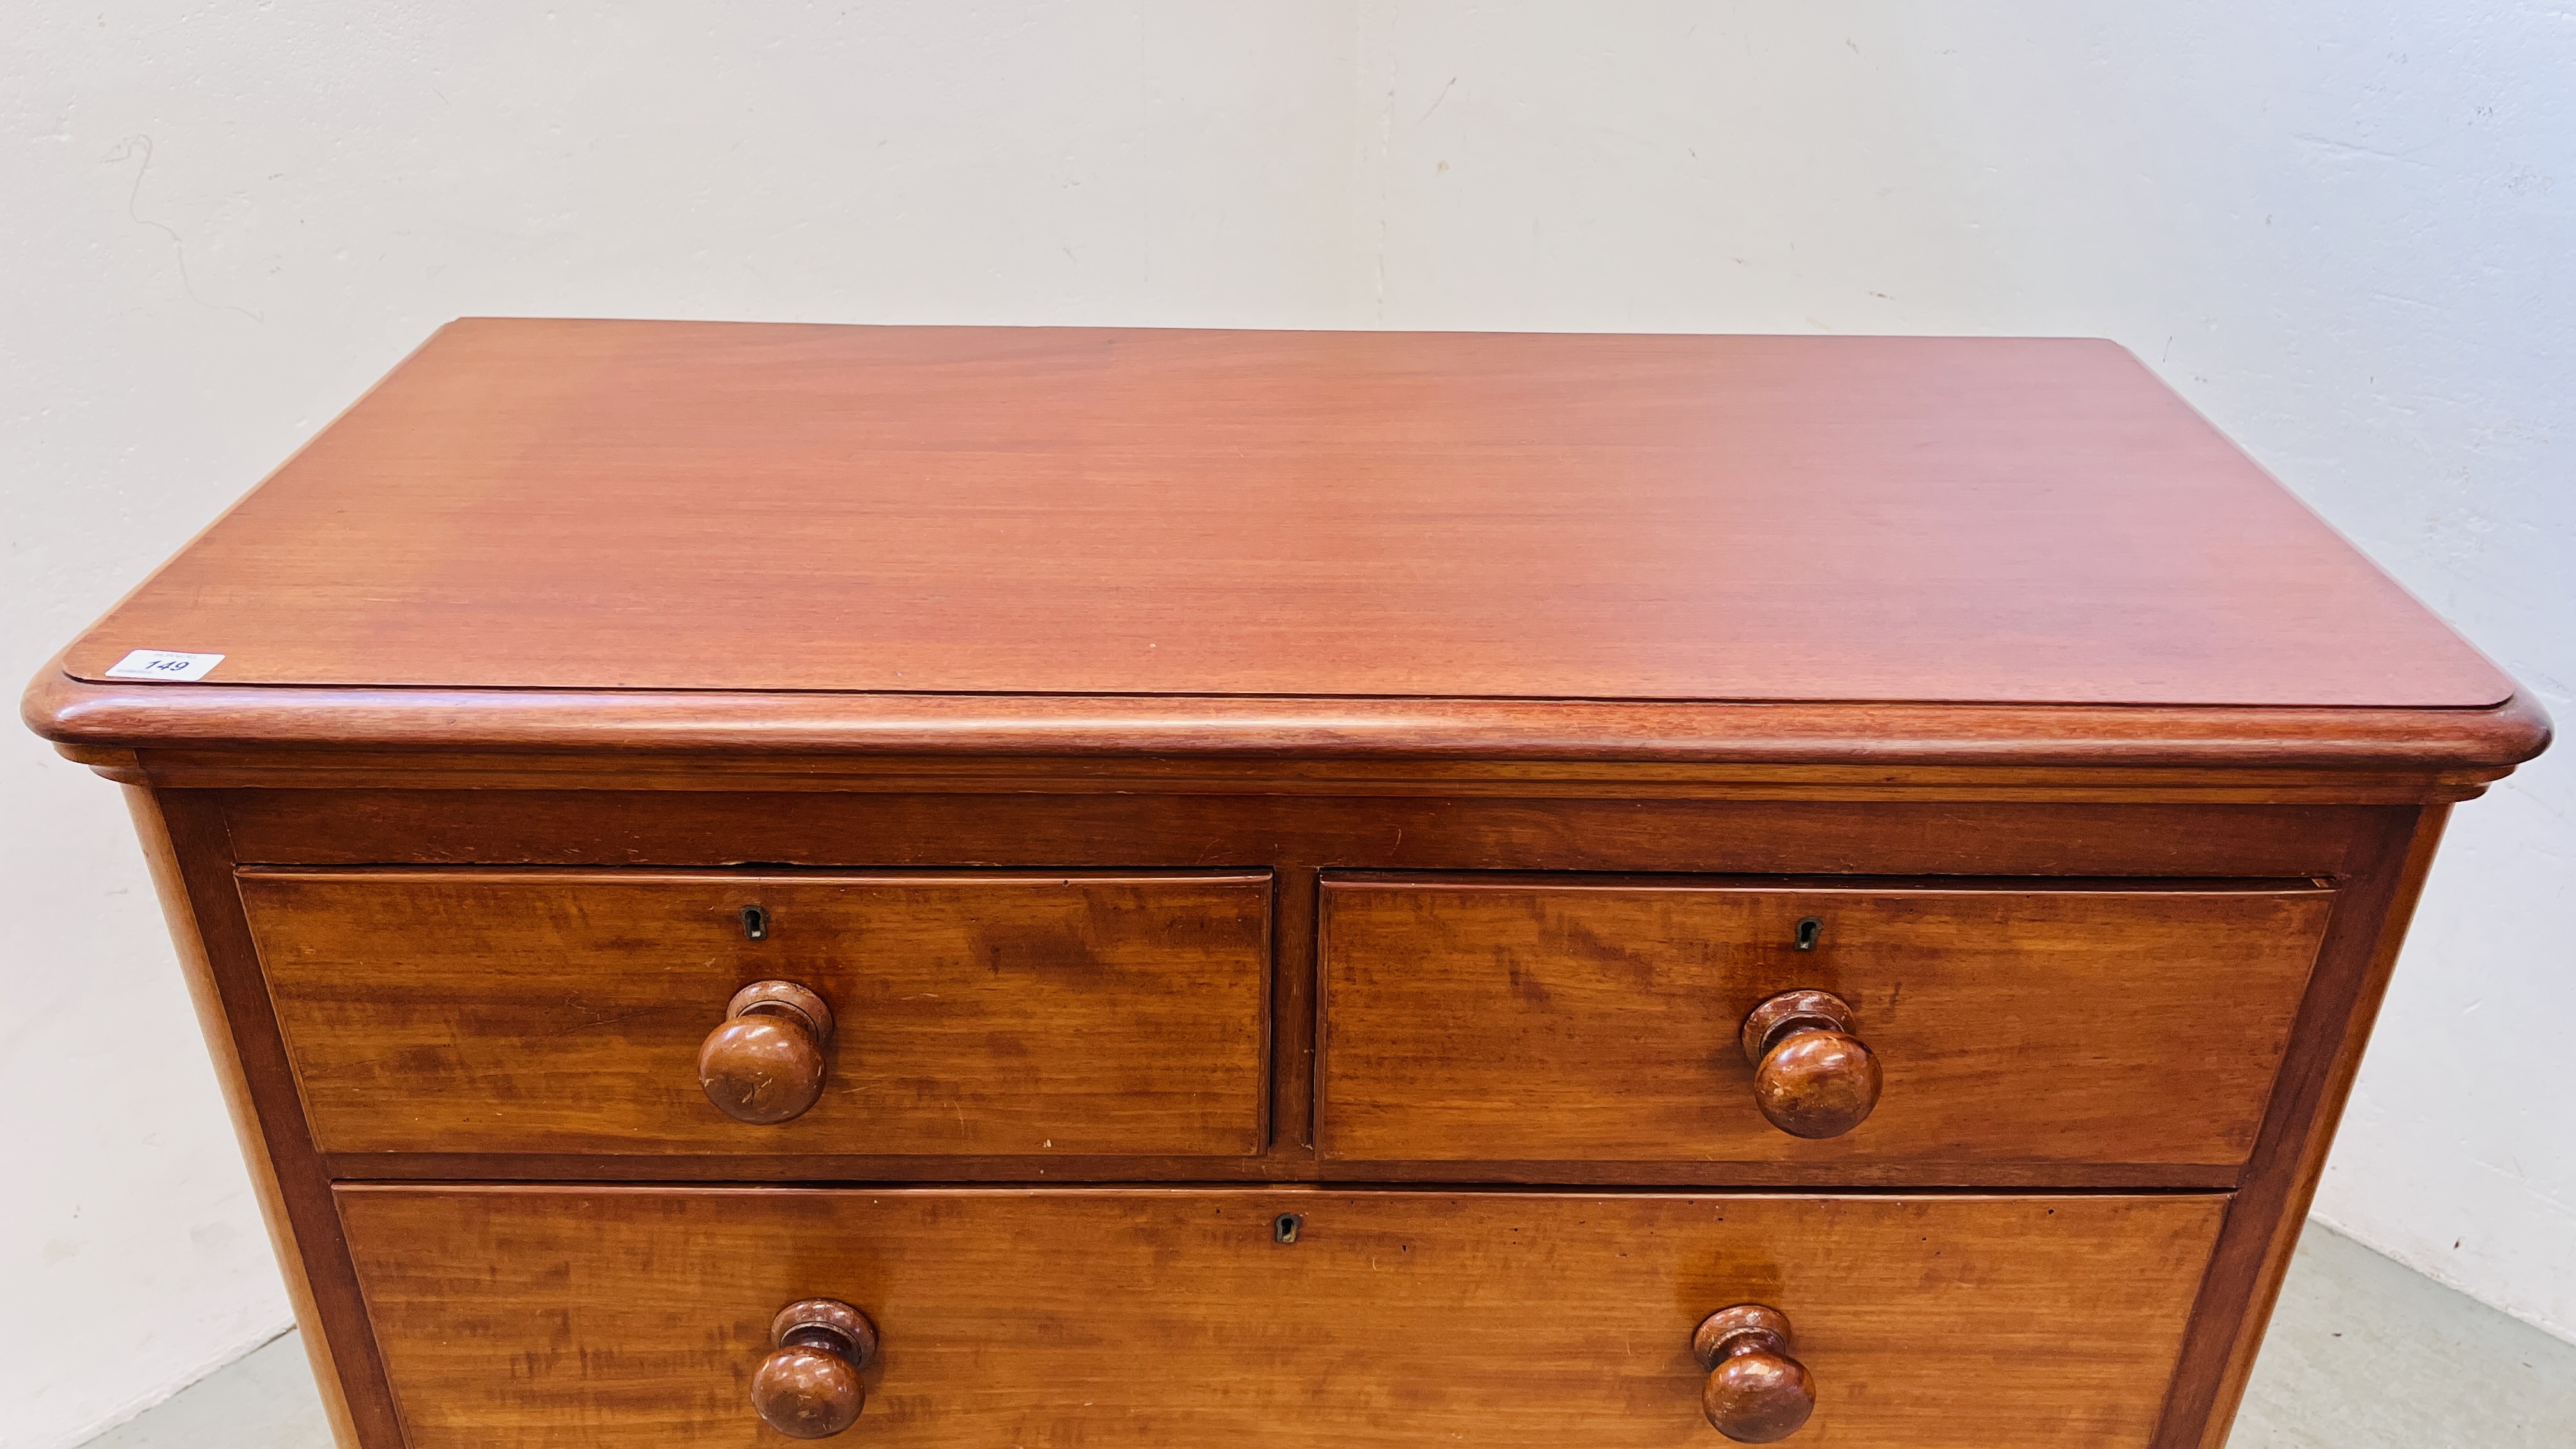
left=77, top=1221, right=2576, bottom=1447
left=2228, top=1224, right=2576, bottom=1446
left=79, top=1326, right=332, bottom=1449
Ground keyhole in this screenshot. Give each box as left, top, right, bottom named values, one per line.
left=1273, top=1213, right=1303, bottom=1244
left=740, top=905, right=769, bottom=941
left=1794, top=917, right=1822, bottom=951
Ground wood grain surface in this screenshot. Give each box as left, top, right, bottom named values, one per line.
left=139, top=793, right=410, bottom=1446
left=57, top=319, right=2510, bottom=708
left=123, top=792, right=373, bottom=1449
left=215, top=791, right=2384, bottom=878
left=2156, top=806, right=2450, bottom=1448
left=239, top=870, right=1269, bottom=1158
left=211, top=791, right=2389, bottom=1192
left=339, top=1185, right=2224, bottom=1449
left=27, top=670, right=2552, bottom=793
left=24, top=318, right=2547, bottom=1449
left=1320, top=877, right=2331, bottom=1173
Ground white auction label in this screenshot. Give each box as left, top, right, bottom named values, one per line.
left=103, top=649, right=226, bottom=682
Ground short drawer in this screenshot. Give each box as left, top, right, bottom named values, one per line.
left=240, top=868, right=1269, bottom=1158
left=340, top=1184, right=2222, bottom=1448
left=1319, top=874, right=2332, bottom=1177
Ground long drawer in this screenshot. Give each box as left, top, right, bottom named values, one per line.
left=240, top=868, right=1271, bottom=1158
left=339, top=1185, right=2224, bottom=1448
left=1320, top=875, right=2331, bottom=1177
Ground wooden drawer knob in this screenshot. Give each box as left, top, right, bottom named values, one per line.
left=699, top=981, right=834, bottom=1124
left=753, top=1298, right=878, bottom=1438
left=1694, top=1304, right=1816, bottom=1443
left=1739, top=990, right=1880, bottom=1139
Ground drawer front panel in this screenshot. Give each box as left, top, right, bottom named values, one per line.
left=241, top=869, right=1269, bottom=1157
left=1321, top=876, right=2330, bottom=1173
left=340, top=1185, right=2223, bottom=1448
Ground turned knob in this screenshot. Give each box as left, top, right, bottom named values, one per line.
left=752, top=1298, right=877, bottom=1438
left=1739, top=989, right=1880, bottom=1139
left=1694, top=1304, right=1816, bottom=1443
left=699, top=981, right=834, bottom=1124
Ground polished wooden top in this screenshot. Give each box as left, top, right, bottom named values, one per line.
left=56, top=319, right=2510, bottom=709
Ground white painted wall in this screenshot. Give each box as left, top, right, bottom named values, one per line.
left=3, top=4, right=2567, bottom=1443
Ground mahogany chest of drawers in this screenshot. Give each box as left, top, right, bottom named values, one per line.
left=26, top=320, right=2547, bottom=1447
